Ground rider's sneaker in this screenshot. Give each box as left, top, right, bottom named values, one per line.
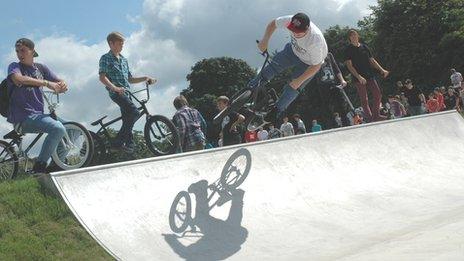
left=31, top=161, right=48, bottom=176
left=109, top=142, right=123, bottom=152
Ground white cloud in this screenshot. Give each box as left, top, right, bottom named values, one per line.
left=1, top=0, right=375, bottom=137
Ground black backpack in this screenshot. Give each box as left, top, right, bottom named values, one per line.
left=0, top=79, right=10, bottom=118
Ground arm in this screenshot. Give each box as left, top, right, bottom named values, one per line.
left=419, top=93, right=426, bottom=104
left=369, top=58, right=389, bottom=78
left=258, top=20, right=277, bottom=52
left=10, top=72, right=64, bottom=93
left=99, top=73, right=125, bottom=95
left=128, top=76, right=156, bottom=84
left=290, top=63, right=322, bottom=89
left=345, top=60, right=366, bottom=84
left=173, top=114, right=186, bottom=148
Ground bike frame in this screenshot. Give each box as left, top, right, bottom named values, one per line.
left=94, top=84, right=153, bottom=140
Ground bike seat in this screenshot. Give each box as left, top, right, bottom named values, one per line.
left=91, top=116, right=108, bottom=126
left=3, top=130, right=23, bottom=140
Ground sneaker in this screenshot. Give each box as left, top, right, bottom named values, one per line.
left=31, top=161, right=48, bottom=176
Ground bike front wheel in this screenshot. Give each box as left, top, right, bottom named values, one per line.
left=0, top=140, right=19, bottom=181
left=169, top=191, right=192, bottom=233
left=144, top=115, right=179, bottom=156
left=51, top=122, right=94, bottom=170
left=220, top=148, right=252, bottom=191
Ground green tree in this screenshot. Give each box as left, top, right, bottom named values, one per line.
left=364, top=0, right=464, bottom=94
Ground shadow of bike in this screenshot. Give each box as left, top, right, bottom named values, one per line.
left=163, top=148, right=252, bottom=261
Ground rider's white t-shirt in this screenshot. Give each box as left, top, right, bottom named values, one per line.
left=275, top=15, right=328, bottom=66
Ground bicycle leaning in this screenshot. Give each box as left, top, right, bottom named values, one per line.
left=0, top=91, right=94, bottom=181
left=89, top=82, right=180, bottom=164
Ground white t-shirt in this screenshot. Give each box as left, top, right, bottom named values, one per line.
left=257, top=130, right=269, bottom=141
left=451, top=72, right=463, bottom=88
left=280, top=122, right=295, bottom=137
left=275, top=15, right=328, bottom=65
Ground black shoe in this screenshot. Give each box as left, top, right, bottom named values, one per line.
left=264, top=106, right=277, bottom=123
left=31, top=161, right=48, bottom=176
left=122, top=143, right=135, bottom=154
left=109, top=142, right=123, bottom=152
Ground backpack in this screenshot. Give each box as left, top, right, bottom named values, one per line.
left=0, top=79, right=10, bottom=118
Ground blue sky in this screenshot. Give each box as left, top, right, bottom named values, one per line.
left=0, top=0, right=142, bottom=55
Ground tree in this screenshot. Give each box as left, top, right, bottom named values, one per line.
left=363, top=0, right=464, bottom=94
left=182, top=57, right=256, bottom=142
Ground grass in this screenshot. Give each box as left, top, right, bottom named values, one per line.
left=0, top=178, right=111, bottom=260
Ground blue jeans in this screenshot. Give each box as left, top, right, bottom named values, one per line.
left=20, top=114, right=67, bottom=163
left=248, top=43, right=319, bottom=113
left=110, top=93, right=140, bottom=146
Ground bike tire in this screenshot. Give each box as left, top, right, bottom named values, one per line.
left=51, top=122, right=94, bottom=170
left=0, top=140, right=19, bottom=181
left=220, top=148, right=252, bottom=190
left=144, top=115, right=180, bottom=156
left=169, top=191, right=192, bottom=233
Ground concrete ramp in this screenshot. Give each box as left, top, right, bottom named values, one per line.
left=52, top=111, right=464, bottom=260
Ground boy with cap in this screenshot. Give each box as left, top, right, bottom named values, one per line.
left=7, top=38, right=68, bottom=174
left=249, top=12, right=328, bottom=124
left=99, top=32, right=156, bottom=153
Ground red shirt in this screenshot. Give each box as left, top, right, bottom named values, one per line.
left=435, top=93, right=445, bottom=111
left=244, top=131, right=258, bottom=142
left=427, top=99, right=440, bottom=113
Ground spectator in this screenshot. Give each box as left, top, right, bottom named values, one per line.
left=293, top=114, right=307, bottom=134
left=280, top=116, right=295, bottom=137
left=173, top=95, right=207, bottom=152
left=344, top=29, right=389, bottom=122
left=451, top=68, right=463, bottom=89
left=216, top=96, right=245, bottom=146
left=399, top=92, right=410, bottom=115
left=444, top=87, right=460, bottom=111
left=353, top=110, right=364, bottom=125
left=334, top=112, right=343, bottom=128
left=401, top=79, right=425, bottom=116
left=433, top=87, right=446, bottom=111
left=311, top=120, right=322, bottom=132
left=388, top=95, right=407, bottom=118
left=257, top=127, right=269, bottom=141
left=426, top=92, right=440, bottom=113
left=244, top=130, right=258, bottom=143
left=268, top=123, right=282, bottom=139
left=396, top=81, right=403, bottom=92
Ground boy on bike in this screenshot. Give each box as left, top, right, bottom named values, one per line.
left=99, top=32, right=156, bottom=153
left=6, top=38, right=68, bottom=174
left=250, top=12, right=328, bottom=124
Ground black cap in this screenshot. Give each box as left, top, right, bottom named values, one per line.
left=287, top=13, right=310, bottom=33
left=15, top=38, right=39, bottom=57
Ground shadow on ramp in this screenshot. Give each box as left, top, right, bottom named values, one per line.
left=164, top=148, right=251, bottom=260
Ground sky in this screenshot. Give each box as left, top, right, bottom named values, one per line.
left=0, top=0, right=377, bottom=136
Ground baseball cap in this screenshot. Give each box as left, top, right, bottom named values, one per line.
left=287, top=13, right=310, bottom=33
left=15, top=38, right=39, bottom=57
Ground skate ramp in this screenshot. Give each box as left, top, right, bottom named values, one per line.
left=52, top=111, right=464, bottom=260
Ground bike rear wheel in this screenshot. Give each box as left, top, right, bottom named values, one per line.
left=0, top=140, right=19, bottom=181
left=169, top=191, right=192, bottom=233
left=144, top=115, right=179, bottom=156
left=52, top=122, right=94, bottom=170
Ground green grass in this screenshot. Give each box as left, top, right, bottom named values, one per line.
left=0, top=178, right=111, bottom=260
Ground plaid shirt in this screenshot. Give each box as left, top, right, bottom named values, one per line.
left=173, top=106, right=207, bottom=151
left=99, top=51, right=132, bottom=92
